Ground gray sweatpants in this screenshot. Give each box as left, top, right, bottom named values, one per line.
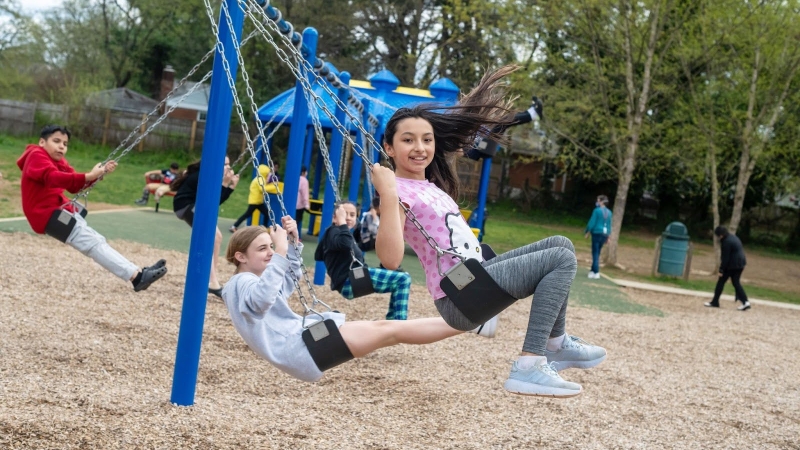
left=65, top=212, right=138, bottom=281
left=435, top=236, right=577, bottom=354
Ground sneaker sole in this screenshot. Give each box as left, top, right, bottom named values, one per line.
left=550, top=354, right=607, bottom=371
left=503, top=379, right=582, bottom=398
left=134, top=266, right=168, bottom=292
left=739, top=304, right=751, bottom=311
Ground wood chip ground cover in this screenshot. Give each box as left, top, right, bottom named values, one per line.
left=1, top=232, right=798, bottom=449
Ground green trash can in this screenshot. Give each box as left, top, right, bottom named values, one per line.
left=657, top=222, right=690, bottom=276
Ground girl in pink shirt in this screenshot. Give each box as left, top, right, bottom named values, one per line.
left=372, top=65, right=606, bottom=398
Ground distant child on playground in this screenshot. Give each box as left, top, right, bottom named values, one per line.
left=295, top=166, right=310, bottom=229
left=134, top=162, right=180, bottom=206
left=17, top=125, right=167, bottom=291
left=314, top=201, right=411, bottom=320
left=222, top=222, right=466, bottom=382
left=372, top=65, right=606, bottom=398
left=584, top=194, right=613, bottom=279
left=358, top=196, right=381, bottom=252
left=230, top=164, right=274, bottom=233
left=171, top=157, right=240, bottom=298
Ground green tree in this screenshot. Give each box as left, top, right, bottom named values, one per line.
left=535, top=0, right=691, bottom=266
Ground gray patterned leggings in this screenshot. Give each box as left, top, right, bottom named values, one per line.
left=435, top=236, right=577, bottom=354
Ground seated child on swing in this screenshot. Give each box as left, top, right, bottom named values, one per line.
left=314, top=201, right=410, bottom=320
left=17, top=125, right=167, bottom=292
left=222, top=222, right=466, bottom=382
left=372, top=65, right=606, bottom=398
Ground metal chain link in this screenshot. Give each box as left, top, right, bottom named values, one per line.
left=241, top=0, right=388, bottom=166
left=67, top=28, right=264, bottom=203
left=297, top=61, right=344, bottom=203
left=239, top=0, right=454, bottom=267
left=209, top=0, right=331, bottom=315
left=230, top=93, right=294, bottom=175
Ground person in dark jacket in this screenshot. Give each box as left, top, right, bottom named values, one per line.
left=704, top=226, right=750, bottom=311
left=314, top=202, right=410, bottom=320
left=171, top=157, right=240, bottom=298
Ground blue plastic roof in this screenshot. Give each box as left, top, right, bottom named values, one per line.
left=256, top=65, right=460, bottom=134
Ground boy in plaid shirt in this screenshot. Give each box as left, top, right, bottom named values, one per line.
left=314, top=202, right=410, bottom=320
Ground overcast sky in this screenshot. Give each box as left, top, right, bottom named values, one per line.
left=22, top=0, right=64, bottom=13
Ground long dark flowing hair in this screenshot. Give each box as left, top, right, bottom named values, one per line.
left=170, top=160, right=201, bottom=191
left=383, top=65, right=519, bottom=199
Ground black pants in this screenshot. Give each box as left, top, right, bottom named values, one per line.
left=712, top=269, right=748, bottom=303
left=296, top=208, right=306, bottom=227
left=233, top=204, right=270, bottom=227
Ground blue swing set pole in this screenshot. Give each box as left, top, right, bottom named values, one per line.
left=476, top=157, right=492, bottom=240
left=302, top=126, right=314, bottom=173
left=283, top=28, right=318, bottom=225
left=308, top=150, right=324, bottom=236
left=356, top=100, right=373, bottom=211
left=348, top=99, right=369, bottom=203
left=170, top=0, right=243, bottom=407
left=314, top=71, right=351, bottom=285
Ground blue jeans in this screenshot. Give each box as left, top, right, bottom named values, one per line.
left=591, top=233, right=608, bottom=273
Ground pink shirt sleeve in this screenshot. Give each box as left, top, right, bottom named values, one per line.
left=297, top=177, right=310, bottom=210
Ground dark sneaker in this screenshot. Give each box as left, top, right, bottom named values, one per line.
left=531, top=95, right=544, bottom=120
left=208, top=287, right=223, bottom=299
left=133, top=263, right=168, bottom=292
left=134, top=198, right=148, bottom=206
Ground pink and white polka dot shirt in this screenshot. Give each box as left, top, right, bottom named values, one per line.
left=395, top=177, right=485, bottom=300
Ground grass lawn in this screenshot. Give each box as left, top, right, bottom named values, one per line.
left=0, top=134, right=254, bottom=220
left=3, top=133, right=799, bottom=306
left=603, top=266, right=800, bottom=305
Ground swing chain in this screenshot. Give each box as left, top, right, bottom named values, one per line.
left=298, top=63, right=344, bottom=203
left=211, top=0, right=329, bottom=313
left=241, top=0, right=459, bottom=273
left=231, top=94, right=294, bottom=175
left=241, top=0, right=387, bottom=168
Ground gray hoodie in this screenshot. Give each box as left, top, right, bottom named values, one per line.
left=222, top=243, right=346, bottom=382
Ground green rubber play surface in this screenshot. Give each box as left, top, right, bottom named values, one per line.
left=0, top=209, right=661, bottom=316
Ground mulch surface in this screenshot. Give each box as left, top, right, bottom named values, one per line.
left=1, top=232, right=798, bottom=449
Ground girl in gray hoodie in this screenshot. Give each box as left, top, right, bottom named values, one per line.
left=221, top=220, right=463, bottom=382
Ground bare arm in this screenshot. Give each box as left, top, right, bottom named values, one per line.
left=372, top=164, right=405, bottom=270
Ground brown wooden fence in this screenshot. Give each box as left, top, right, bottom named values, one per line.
left=0, top=99, right=248, bottom=155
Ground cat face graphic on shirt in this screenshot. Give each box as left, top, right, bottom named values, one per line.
left=445, top=212, right=482, bottom=260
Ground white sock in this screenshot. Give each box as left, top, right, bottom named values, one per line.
left=546, top=334, right=567, bottom=352
left=527, top=106, right=539, bottom=121
left=516, top=355, right=547, bottom=370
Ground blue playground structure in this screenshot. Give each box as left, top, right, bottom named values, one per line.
left=170, top=0, right=497, bottom=406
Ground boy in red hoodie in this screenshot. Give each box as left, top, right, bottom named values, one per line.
left=17, top=125, right=167, bottom=291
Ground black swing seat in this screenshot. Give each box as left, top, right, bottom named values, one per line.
left=44, top=207, right=87, bottom=243
left=348, top=265, right=375, bottom=298
left=439, top=244, right=516, bottom=325
left=302, top=318, right=354, bottom=372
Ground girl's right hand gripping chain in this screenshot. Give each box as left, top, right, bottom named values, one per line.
left=370, top=163, right=396, bottom=197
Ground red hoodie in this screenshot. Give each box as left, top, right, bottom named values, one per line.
left=17, top=144, right=91, bottom=234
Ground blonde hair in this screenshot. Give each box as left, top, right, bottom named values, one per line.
left=226, top=226, right=268, bottom=271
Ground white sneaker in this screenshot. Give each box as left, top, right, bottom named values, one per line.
left=738, top=301, right=751, bottom=311
left=588, top=271, right=596, bottom=278
left=544, top=335, right=607, bottom=371
left=593, top=272, right=601, bottom=279
left=467, top=316, right=498, bottom=338
left=503, top=359, right=582, bottom=398
left=469, top=315, right=498, bottom=338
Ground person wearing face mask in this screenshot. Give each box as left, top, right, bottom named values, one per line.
left=584, top=195, right=613, bottom=279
